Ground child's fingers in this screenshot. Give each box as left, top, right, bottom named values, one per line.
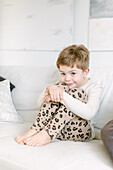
left=59, top=91, right=63, bottom=101
left=50, top=91, right=62, bottom=102
left=52, top=94, right=59, bottom=102
left=58, top=89, right=63, bottom=101
left=45, top=88, right=49, bottom=93
left=50, top=93, right=54, bottom=101
left=44, top=95, right=51, bottom=103
left=44, top=98, right=49, bottom=103
left=55, top=93, right=60, bottom=102
left=49, top=92, right=57, bottom=102
left=49, top=87, right=64, bottom=102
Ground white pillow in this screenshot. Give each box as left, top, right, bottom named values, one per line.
left=0, top=80, right=23, bottom=123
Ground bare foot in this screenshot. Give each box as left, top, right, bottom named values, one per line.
left=24, top=130, right=52, bottom=147
left=16, top=128, right=37, bottom=145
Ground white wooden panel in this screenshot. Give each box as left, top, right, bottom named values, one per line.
left=0, top=0, right=73, bottom=51
left=73, top=0, right=90, bottom=47
left=89, top=18, right=113, bottom=50
left=1, top=50, right=113, bottom=68
left=0, top=50, right=59, bottom=66
left=73, top=0, right=113, bottom=69
left=1, top=0, right=113, bottom=68
left=90, top=51, right=113, bottom=68
left=89, top=0, right=113, bottom=50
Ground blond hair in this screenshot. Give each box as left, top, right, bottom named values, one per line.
left=57, top=44, right=90, bottom=71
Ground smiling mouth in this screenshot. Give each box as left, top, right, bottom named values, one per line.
left=66, top=83, right=73, bottom=86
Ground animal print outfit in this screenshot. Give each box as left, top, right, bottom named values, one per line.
left=31, top=83, right=91, bottom=142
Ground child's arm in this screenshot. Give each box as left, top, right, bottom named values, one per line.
left=37, top=84, right=63, bottom=107
left=46, top=84, right=64, bottom=102
left=61, top=85, right=103, bottom=120
left=37, top=89, right=47, bottom=108
left=44, top=94, right=51, bottom=103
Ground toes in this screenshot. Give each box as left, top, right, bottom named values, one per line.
left=19, top=141, right=25, bottom=145
left=16, top=136, right=26, bottom=145
left=26, top=140, right=35, bottom=146
left=16, top=136, right=22, bottom=143
left=35, top=143, right=40, bottom=147
left=24, top=137, right=30, bottom=144
left=24, top=138, right=32, bottom=145
left=24, top=137, right=39, bottom=146
left=15, top=136, right=19, bottom=142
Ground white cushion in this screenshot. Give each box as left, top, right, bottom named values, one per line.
left=89, top=68, right=113, bottom=129
left=0, top=66, right=59, bottom=111
left=18, top=110, right=38, bottom=122
left=0, top=122, right=112, bottom=170
left=0, top=80, right=23, bottom=123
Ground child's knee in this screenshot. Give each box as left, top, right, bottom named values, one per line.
left=68, top=87, right=88, bottom=103
left=41, top=102, right=58, bottom=111
left=56, top=82, right=69, bottom=92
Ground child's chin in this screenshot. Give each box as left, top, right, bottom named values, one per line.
left=68, top=85, right=76, bottom=89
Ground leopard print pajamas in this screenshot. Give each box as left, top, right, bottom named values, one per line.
left=31, top=83, right=91, bottom=142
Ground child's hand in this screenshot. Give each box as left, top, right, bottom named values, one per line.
left=46, top=84, right=64, bottom=102
left=44, top=95, right=51, bottom=103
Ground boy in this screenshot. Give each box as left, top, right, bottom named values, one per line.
left=16, top=44, right=102, bottom=146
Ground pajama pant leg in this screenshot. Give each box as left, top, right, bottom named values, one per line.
left=44, top=88, right=91, bottom=141
left=44, top=104, right=75, bottom=139
left=101, top=120, right=113, bottom=161
left=56, top=116, right=91, bottom=141
left=56, top=88, right=91, bottom=141
left=31, top=102, right=60, bottom=131
left=31, top=82, right=69, bottom=132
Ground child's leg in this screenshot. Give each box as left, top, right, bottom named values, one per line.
left=23, top=87, right=89, bottom=146
left=31, top=102, right=60, bottom=131
left=16, top=101, right=59, bottom=144
left=22, top=83, right=69, bottom=146
left=68, top=87, right=88, bottom=103
left=101, top=120, right=113, bottom=161
left=44, top=87, right=88, bottom=139
left=31, top=82, right=69, bottom=132
left=56, top=117, right=90, bottom=141
left=44, top=104, right=75, bottom=139
left=45, top=87, right=91, bottom=141
left=56, top=88, right=91, bottom=141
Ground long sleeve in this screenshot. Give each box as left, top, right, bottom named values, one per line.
left=37, top=80, right=60, bottom=108
left=61, top=82, right=103, bottom=120
left=37, top=89, right=47, bottom=108
left=37, top=80, right=103, bottom=120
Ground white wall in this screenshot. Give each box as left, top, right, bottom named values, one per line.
left=0, top=0, right=113, bottom=68
left=74, top=0, right=113, bottom=69
left=0, top=0, right=73, bottom=66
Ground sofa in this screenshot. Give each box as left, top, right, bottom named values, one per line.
left=0, top=65, right=113, bottom=170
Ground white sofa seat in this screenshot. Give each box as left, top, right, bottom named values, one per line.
left=0, top=65, right=113, bottom=170
left=0, top=122, right=112, bottom=170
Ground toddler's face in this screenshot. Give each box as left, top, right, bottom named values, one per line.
left=59, top=64, right=89, bottom=89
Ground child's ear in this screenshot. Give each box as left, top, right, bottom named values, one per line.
left=83, top=68, right=90, bottom=78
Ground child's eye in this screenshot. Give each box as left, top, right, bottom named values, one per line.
left=61, top=73, right=65, bottom=76
left=71, top=72, right=76, bottom=75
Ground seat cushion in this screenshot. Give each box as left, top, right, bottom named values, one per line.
left=0, top=122, right=112, bottom=170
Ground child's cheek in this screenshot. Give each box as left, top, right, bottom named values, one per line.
left=60, top=76, right=64, bottom=82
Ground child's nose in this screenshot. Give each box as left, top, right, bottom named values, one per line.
left=65, top=75, right=71, bottom=81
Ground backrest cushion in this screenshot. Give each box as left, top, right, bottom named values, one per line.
left=0, top=65, right=113, bottom=130
left=88, top=68, right=113, bottom=129
left=0, top=66, right=59, bottom=111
